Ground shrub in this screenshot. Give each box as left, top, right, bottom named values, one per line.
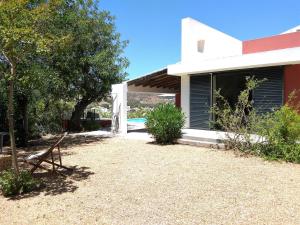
left=82, top=120, right=101, bottom=131
left=86, top=111, right=100, bottom=120
left=212, top=76, right=300, bottom=163
left=100, top=111, right=112, bottom=119
left=145, top=103, right=185, bottom=144
left=0, top=170, right=41, bottom=197
left=128, top=107, right=151, bottom=119
left=211, top=77, right=263, bottom=152
left=257, top=105, right=300, bottom=162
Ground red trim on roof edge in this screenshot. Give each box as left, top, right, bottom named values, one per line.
left=243, top=32, right=300, bottom=54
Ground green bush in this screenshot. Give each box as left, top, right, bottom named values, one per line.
left=257, top=105, right=300, bottom=162
left=100, top=111, right=112, bottom=119
left=128, top=107, right=151, bottom=119
left=211, top=76, right=263, bottom=152
left=0, top=170, right=41, bottom=197
left=212, top=76, right=300, bottom=163
left=145, top=103, right=185, bottom=144
left=82, top=120, right=101, bottom=131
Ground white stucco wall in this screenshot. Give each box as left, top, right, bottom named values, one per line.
left=170, top=17, right=242, bottom=128
left=181, top=75, right=190, bottom=128
left=281, top=25, right=300, bottom=34
left=181, top=17, right=242, bottom=63
left=111, top=83, right=127, bottom=135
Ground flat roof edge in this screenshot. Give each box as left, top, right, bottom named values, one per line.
left=168, top=47, right=300, bottom=75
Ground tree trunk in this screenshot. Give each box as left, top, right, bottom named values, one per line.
left=8, top=62, right=19, bottom=175
left=16, top=95, right=29, bottom=147
left=69, top=98, right=92, bottom=132
left=24, top=101, right=28, bottom=144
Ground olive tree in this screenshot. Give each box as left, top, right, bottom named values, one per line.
left=50, top=0, right=129, bottom=131
left=0, top=0, right=70, bottom=174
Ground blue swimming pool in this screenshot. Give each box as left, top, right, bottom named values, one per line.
left=127, top=118, right=147, bottom=123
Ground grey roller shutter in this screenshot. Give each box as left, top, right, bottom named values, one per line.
left=190, top=75, right=211, bottom=129
left=253, top=69, right=283, bottom=114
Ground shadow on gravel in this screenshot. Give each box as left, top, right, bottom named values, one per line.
left=25, top=135, right=109, bottom=152
left=8, top=166, right=94, bottom=200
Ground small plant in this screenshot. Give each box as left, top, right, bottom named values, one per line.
left=82, top=120, right=101, bottom=131
left=145, top=103, right=185, bottom=144
left=0, top=170, right=41, bottom=197
left=257, top=105, right=300, bottom=162
left=128, top=107, right=151, bottom=119
left=211, top=76, right=264, bottom=152
left=212, top=78, right=300, bottom=163
left=100, top=111, right=112, bottom=119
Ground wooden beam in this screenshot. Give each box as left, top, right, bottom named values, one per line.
left=127, top=69, right=167, bottom=86
left=142, top=75, right=172, bottom=87
left=132, top=74, right=167, bottom=86
left=149, top=77, right=178, bottom=88
left=156, top=79, right=180, bottom=89
left=168, top=83, right=180, bottom=89
left=149, top=76, right=179, bottom=86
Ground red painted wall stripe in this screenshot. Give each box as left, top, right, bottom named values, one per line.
left=243, top=32, right=300, bottom=54
left=175, top=93, right=181, bottom=108
left=284, top=64, right=300, bottom=105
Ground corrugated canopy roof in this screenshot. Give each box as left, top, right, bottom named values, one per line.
left=127, top=68, right=180, bottom=92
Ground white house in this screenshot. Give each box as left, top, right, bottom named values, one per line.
left=112, top=18, right=300, bottom=135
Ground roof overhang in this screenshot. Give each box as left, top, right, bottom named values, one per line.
left=127, top=68, right=180, bottom=93
left=168, top=47, right=300, bottom=76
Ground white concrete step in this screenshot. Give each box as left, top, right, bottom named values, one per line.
left=178, top=138, right=225, bottom=149
left=181, top=134, right=223, bottom=144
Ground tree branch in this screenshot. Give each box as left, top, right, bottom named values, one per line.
left=2, top=51, right=13, bottom=68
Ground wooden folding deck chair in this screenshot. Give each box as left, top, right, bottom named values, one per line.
left=24, top=132, right=70, bottom=174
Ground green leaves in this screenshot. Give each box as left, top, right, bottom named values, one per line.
left=145, top=103, right=185, bottom=144
left=211, top=76, right=264, bottom=151
left=258, top=105, right=300, bottom=162
left=52, top=1, right=129, bottom=130
left=212, top=76, right=300, bottom=163
left=0, top=1, right=50, bottom=61
left=0, top=0, right=129, bottom=133
left=0, top=170, right=41, bottom=197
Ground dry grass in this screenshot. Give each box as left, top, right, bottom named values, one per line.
left=1, top=137, right=300, bottom=225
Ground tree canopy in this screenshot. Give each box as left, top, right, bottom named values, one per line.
left=0, top=0, right=128, bottom=174
left=51, top=0, right=128, bottom=130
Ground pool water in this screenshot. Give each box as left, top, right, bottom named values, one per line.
left=127, top=118, right=147, bottom=123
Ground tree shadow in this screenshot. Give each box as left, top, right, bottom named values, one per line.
left=8, top=166, right=94, bottom=200
left=23, top=135, right=110, bottom=152
left=14, top=135, right=110, bottom=160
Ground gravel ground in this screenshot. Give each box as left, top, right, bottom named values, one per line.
left=1, top=137, right=300, bottom=225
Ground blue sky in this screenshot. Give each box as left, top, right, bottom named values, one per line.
left=100, top=0, right=300, bottom=79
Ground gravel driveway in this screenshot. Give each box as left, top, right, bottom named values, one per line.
left=1, top=137, right=300, bottom=225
